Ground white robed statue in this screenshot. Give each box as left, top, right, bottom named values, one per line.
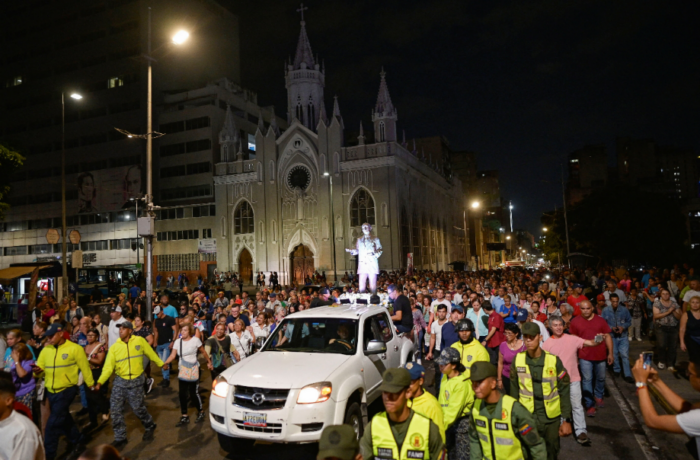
left=345, top=223, right=383, bottom=294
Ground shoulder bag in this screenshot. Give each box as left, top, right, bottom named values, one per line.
left=178, top=339, right=200, bottom=382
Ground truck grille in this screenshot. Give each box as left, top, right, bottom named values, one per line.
left=233, top=419, right=283, bottom=434
left=233, top=385, right=289, bottom=410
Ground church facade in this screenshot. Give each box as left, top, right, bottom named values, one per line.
left=213, top=18, right=467, bottom=284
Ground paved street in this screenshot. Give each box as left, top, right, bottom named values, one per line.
left=55, top=351, right=692, bottom=460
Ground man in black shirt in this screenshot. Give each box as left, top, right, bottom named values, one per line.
left=388, top=284, right=413, bottom=334
left=153, top=306, right=178, bottom=387
left=310, top=288, right=336, bottom=309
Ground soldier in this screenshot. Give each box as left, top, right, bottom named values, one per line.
left=317, top=425, right=361, bottom=460
left=469, top=361, right=547, bottom=459
left=450, top=318, right=490, bottom=379
left=436, top=347, right=475, bottom=460
left=360, top=368, right=444, bottom=460
left=93, top=321, right=165, bottom=449
left=404, top=362, right=445, bottom=442
left=510, top=322, right=573, bottom=460
left=34, top=323, right=95, bottom=460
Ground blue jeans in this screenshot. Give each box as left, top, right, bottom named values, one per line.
left=45, top=386, right=82, bottom=460
left=156, top=343, right=171, bottom=381
left=579, top=359, right=606, bottom=409
left=612, top=335, right=631, bottom=377
left=79, top=383, right=88, bottom=408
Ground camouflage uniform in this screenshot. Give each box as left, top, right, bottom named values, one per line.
left=111, top=374, right=155, bottom=441
left=447, top=416, right=471, bottom=460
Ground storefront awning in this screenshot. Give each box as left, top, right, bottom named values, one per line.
left=0, top=265, right=52, bottom=282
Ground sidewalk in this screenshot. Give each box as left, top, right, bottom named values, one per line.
left=609, top=333, right=696, bottom=460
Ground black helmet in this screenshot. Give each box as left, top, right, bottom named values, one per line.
left=456, top=318, right=475, bottom=332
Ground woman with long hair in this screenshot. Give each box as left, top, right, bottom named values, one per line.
left=84, top=328, right=110, bottom=428
left=10, top=342, right=36, bottom=409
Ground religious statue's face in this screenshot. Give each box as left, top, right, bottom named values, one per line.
left=362, top=223, right=371, bottom=236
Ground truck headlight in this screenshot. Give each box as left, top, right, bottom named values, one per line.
left=297, top=382, right=332, bottom=404
left=213, top=376, right=230, bottom=398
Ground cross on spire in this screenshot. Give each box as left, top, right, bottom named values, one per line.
left=297, top=3, right=308, bottom=23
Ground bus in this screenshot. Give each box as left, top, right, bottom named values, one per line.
left=77, top=266, right=138, bottom=300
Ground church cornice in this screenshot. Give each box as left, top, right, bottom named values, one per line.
left=213, top=172, right=257, bottom=185
left=340, top=156, right=395, bottom=171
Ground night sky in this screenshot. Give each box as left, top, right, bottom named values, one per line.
left=221, top=0, right=700, bottom=233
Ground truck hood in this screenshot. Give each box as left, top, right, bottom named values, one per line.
left=223, top=351, right=351, bottom=389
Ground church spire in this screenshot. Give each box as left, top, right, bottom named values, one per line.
left=257, top=109, right=265, bottom=133
left=268, top=106, right=281, bottom=138
left=372, top=67, right=398, bottom=142
left=219, top=105, right=239, bottom=162
left=358, top=121, right=365, bottom=145
left=332, top=96, right=344, bottom=129
left=293, top=3, right=314, bottom=70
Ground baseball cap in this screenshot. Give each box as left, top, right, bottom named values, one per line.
left=470, top=361, right=498, bottom=382
left=117, top=321, right=134, bottom=329
left=319, top=287, right=331, bottom=295
left=516, top=308, right=529, bottom=322
left=269, top=292, right=277, bottom=297
left=452, top=305, right=464, bottom=313
left=111, top=306, right=122, bottom=313
left=402, top=362, right=426, bottom=380
left=522, top=322, right=540, bottom=337
left=317, top=425, right=359, bottom=460
left=596, top=294, right=606, bottom=302
left=378, top=368, right=412, bottom=393
left=153, top=306, right=162, bottom=315
left=573, top=283, right=583, bottom=289
left=435, top=347, right=461, bottom=366
left=42, top=323, right=64, bottom=338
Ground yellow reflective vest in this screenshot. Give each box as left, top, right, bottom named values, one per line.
left=98, top=335, right=163, bottom=384
left=36, top=339, right=95, bottom=393
left=514, top=351, right=561, bottom=418
left=408, top=390, right=445, bottom=442
left=371, top=411, right=432, bottom=460
left=450, top=339, right=490, bottom=379
left=472, top=395, right=524, bottom=460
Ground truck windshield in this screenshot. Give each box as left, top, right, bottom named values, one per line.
left=262, top=318, right=358, bottom=355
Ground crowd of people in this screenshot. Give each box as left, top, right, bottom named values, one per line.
left=1, top=262, right=699, bottom=459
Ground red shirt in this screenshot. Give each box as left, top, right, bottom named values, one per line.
left=486, top=311, right=505, bottom=348
left=566, top=295, right=587, bottom=316
left=535, top=312, right=547, bottom=323
left=569, top=314, right=611, bottom=361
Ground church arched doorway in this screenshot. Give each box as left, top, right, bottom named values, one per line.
left=290, top=244, right=314, bottom=285
left=239, top=248, right=253, bottom=284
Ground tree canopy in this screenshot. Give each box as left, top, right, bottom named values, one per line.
left=0, top=142, right=25, bottom=220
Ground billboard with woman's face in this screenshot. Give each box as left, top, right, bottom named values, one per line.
left=76, top=165, right=143, bottom=213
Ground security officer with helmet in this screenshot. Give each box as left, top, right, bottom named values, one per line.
left=510, top=322, right=572, bottom=460
left=469, top=361, right=547, bottom=459
left=450, top=318, right=490, bottom=379
left=360, top=367, right=444, bottom=460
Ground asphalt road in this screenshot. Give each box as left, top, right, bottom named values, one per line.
left=56, top=363, right=689, bottom=460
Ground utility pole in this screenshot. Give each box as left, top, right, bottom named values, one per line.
left=145, top=6, right=155, bottom=320
left=561, top=165, right=571, bottom=267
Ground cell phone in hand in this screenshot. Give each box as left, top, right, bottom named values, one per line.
left=594, top=334, right=604, bottom=343
left=642, top=351, right=654, bottom=370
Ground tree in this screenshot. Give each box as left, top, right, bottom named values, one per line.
left=546, top=184, right=686, bottom=266
left=0, top=142, right=25, bottom=220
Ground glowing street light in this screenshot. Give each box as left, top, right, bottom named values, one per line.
left=172, top=30, right=190, bottom=45
left=506, top=236, right=511, bottom=240
left=543, top=227, right=548, bottom=232
left=70, top=93, right=83, bottom=100
left=471, top=201, right=481, bottom=210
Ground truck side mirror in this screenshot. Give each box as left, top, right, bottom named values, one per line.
left=364, top=340, right=387, bottom=355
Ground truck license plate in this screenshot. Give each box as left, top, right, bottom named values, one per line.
left=244, top=412, right=267, bottom=427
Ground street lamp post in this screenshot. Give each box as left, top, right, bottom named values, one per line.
left=323, top=172, right=338, bottom=285
left=61, top=92, right=82, bottom=301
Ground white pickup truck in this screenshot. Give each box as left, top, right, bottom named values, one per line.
left=209, top=304, right=414, bottom=451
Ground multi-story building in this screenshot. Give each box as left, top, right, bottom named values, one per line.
left=567, top=144, right=608, bottom=205
left=452, top=150, right=478, bottom=196
left=0, top=0, right=240, bottom=293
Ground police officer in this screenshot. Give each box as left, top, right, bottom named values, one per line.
left=94, top=321, right=165, bottom=449
left=509, top=322, right=572, bottom=460
left=469, top=361, right=547, bottom=459
left=317, top=425, right=360, bottom=460
left=360, top=368, right=444, bottom=460
left=450, top=318, right=490, bottom=380
left=404, top=362, right=445, bottom=442
left=436, top=347, right=475, bottom=460
left=34, top=323, right=95, bottom=460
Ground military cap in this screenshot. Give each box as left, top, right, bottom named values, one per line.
left=317, top=425, right=359, bottom=460
left=521, top=322, right=540, bottom=337
left=378, top=368, right=412, bottom=393
left=470, top=361, right=498, bottom=382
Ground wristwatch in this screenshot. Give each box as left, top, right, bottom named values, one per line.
left=636, top=381, right=647, bottom=388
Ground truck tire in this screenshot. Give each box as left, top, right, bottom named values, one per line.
left=217, top=433, right=254, bottom=453
left=344, top=401, right=364, bottom=440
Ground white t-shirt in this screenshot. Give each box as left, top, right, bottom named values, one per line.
left=173, top=337, right=202, bottom=363
left=230, top=331, right=253, bottom=359
left=252, top=322, right=270, bottom=340
left=430, top=319, right=448, bottom=352
left=677, top=409, right=700, bottom=453
left=108, top=317, right=127, bottom=348
left=683, top=290, right=700, bottom=303
left=431, top=299, right=452, bottom=315
left=0, top=410, right=45, bottom=460
left=452, top=293, right=463, bottom=307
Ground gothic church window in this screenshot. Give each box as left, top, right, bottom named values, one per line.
left=349, top=188, right=375, bottom=227
left=308, top=96, right=315, bottom=127
left=379, top=122, right=385, bottom=142
left=234, top=201, right=254, bottom=234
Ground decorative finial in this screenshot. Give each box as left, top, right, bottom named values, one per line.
left=297, top=3, right=308, bottom=24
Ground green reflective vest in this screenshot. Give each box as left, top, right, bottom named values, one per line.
left=472, top=395, right=524, bottom=460
left=514, top=351, right=561, bottom=418
left=371, top=411, right=432, bottom=460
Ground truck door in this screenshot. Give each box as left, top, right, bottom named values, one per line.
left=362, top=315, right=389, bottom=400
left=375, top=312, right=402, bottom=368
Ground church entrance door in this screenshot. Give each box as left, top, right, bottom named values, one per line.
left=290, top=244, right=314, bottom=285
left=239, top=249, right=253, bottom=284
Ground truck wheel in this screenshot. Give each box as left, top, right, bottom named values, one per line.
left=217, top=433, right=254, bottom=453
left=344, top=401, right=364, bottom=440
